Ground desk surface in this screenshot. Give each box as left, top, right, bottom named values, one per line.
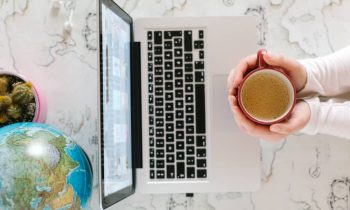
left=1, top=0, right=350, bottom=209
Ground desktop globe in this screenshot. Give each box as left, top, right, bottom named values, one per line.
left=0, top=123, right=93, bottom=210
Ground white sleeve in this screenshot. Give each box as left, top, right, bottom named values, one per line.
left=297, top=46, right=350, bottom=97
left=300, top=97, right=350, bottom=139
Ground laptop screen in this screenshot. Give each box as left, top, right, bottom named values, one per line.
left=99, top=0, right=134, bottom=207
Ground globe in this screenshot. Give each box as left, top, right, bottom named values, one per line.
left=0, top=123, right=93, bottom=210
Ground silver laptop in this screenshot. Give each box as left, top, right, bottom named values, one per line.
left=98, top=0, right=261, bottom=209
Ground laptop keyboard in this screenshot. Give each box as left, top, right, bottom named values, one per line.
left=147, top=29, right=207, bottom=180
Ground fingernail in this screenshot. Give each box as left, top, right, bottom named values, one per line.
left=270, top=126, right=280, bottom=132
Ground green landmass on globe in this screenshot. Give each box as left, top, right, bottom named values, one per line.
left=0, top=123, right=93, bottom=210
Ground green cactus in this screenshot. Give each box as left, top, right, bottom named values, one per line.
left=11, top=82, right=35, bottom=105
left=0, top=77, right=9, bottom=95
left=0, top=95, right=12, bottom=111
left=7, top=104, right=22, bottom=119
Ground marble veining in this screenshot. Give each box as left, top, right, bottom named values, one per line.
left=1, top=0, right=350, bottom=209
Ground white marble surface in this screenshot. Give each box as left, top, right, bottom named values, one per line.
left=1, top=0, right=350, bottom=209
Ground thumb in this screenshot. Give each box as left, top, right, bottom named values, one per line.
left=269, top=107, right=305, bottom=135
left=263, top=52, right=300, bottom=75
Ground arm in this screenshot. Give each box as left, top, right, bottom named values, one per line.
left=298, top=46, right=350, bottom=97
left=301, top=97, right=350, bottom=139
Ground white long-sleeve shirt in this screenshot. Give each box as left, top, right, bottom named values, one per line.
left=297, top=46, right=350, bottom=139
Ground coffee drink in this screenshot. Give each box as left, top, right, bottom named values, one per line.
left=240, top=71, right=290, bottom=121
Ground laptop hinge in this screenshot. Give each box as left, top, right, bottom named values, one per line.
left=131, top=41, right=143, bottom=169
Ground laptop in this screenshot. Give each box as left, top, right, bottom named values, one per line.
left=97, top=0, right=261, bottom=209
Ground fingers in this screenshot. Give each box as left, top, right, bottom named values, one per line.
left=263, top=52, right=301, bottom=74
left=227, top=54, right=257, bottom=95
left=270, top=101, right=311, bottom=135
left=228, top=95, right=286, bottom=141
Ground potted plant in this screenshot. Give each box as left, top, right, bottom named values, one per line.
left=0, top=72, right=46, bottom=127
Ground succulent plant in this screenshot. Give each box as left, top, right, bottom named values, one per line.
left=7, top=105, right=22, bottom=119
left=0, top=77, right=9, bottom=95
left=0, top=95, right=12, bottom=111
left=11, top=82, right=34, bottom=105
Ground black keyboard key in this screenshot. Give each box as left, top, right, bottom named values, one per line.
left=154, top=56, right=163, bottom=65
left=150, top=170, right=155, bottom=179
left=165, top=82, right=173, bottom=90
left=186, top=115, right=194, bottom=124
left=155, top=67, right=163, bottom=75
left=149, top=104, right=154, bottom=114
left=148, top=73, right=153, bottom=82
left=197, top=159, right=207, bottom=168
left=148, top=53, right=152, bottom=61
left=175, top=79, right=183, bottom=88
left=199, top=50, right=204, bottom=59
left=176, top=120, right=184, bottom=129
left=148, top=63, right=153, bottom=72
left=166, top=123, right=174, bottom=132
left=165, top=61, right=173, bottom=70
left=175, top=100, right=184, bottom=109
left=197, top=169, right=207, bottom=178
left=185, top=63, right=193, bottom=72
left=148, top=42, right=152, bottom=50
left=165, top=103, right=174, bottom=111
left=196, top=136, right=206, bottom=147
left=195, top=71, right=205, bottom=82
left=148, top=31, right=152, bottom=40
left=187, top=156, right=195, bottom=165
left=174, top=38, right=182, bottom=47
left=155, top=87, right=163, bottom=96
left=185, top=74, right=193, bottom=82
left=175, top=59, right=183, bottom=67
left=156, top=149, right=164, bottom=158
left=156, top=170, right=165, bottom=179
left=186, top=126, right=194, bottom=134
left=197, top=149, right=206, bottom=157
left=166, top=133, right=174, bottom=142
left=185, top=95, right=194, bottom=103
left=176, top=151, right=185, bottom=160
left=195, top=84, right=206, bottom=133
left=156, top=139, right=164, bottom=148
left=156, top=160, right=165, bottom=168
left=148, top=84, right=153, bottom=94
left=164, top=30, right=182, bottom=39
left=186, top=136, right=194, bottom=144
left=150, top=159, right=155, bottom=168
left=155, top=118, right=164, bottom=126
left=175, top=89, right=183, bottom=98
left=155, top=108, right=164, bottom=117
left=167, top=154, right=175, bottom=163
left=176, top=131, right=184, bottom=139
left=184, top=54, right=193, bottom=62
left=176, top=141, right=185, bottom=150
left=195, top=61, right=204, bottom=69
left=185, top=84, right=193, bottom=93
left=165, top=92, right=173, bottom=101
left=155, top=128, right=164, bottom=137
left=149, top=127, right=154, bottom=136
left=154, top=46, right=162, bottom=55
left=165, top=72, right=173, bottom=80
left=164, top=41, right=172, bottom=49
left=184, top=30, right=192, bottom=51
left=150, top=137, right=154, bottom=146
left=166, top=113, right=174, bottom=121
left=187, top=167, right=195, bottom=178
left=175, top=69, right=183, bottom=77
left=177, top=162, right=185, bottom=178
left=166, top=144, right=174, bottom=153
left=150, top=148, right=154, bottom=157
left=186, top=105, right=194, bottom=113
left=199, top=30, right=204, bottom=39
left=164, top=51, right=172, bottom=59
left=149, top=116, right=154, bottom=125
left=155, top=97, right=163, bottom=106
left=154, top=31, right=162, bottom=44
left=186, top=146, right=195, bottom=155
left=194, top=40, right=204, bottom=49
left=155, top=77, right=163, bottom=86
left=176, top=110, right=184, bottom=119
left=167, top=165, right=175, bottom=179
left=174, top=49, right=183, bottom=57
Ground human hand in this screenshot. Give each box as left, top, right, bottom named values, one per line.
left=227, top=51, right=307, bottom=96
left=228, top=95, right=311, bottom=141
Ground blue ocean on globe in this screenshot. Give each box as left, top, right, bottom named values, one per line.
left=0, top=122, right=93, bottom=210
